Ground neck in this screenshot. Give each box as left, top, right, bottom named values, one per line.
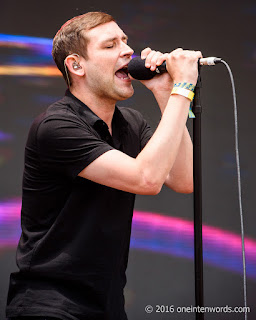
left=70, top=86, right=116, bottom=134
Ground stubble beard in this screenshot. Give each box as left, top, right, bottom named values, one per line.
left=89, top=73, right=134, bottom=102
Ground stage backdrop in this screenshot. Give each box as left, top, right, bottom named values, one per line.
left=0, top=0, right=255, bottom=319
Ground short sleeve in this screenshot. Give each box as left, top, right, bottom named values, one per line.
left=37, top=117, right=115, bottom=180
left=140, top=118, right=153, bottom=150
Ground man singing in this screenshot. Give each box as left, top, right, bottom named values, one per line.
left=6, top=11, right=201, bottom=320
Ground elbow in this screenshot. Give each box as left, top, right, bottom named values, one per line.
left=181, top=184, right=194, bottom=194
left=183, top=177, right=194, bottom=193
left=144, top=184, right=162, bottom=195
left=140, top=174, right=163, bottom=195
left=166, top=174, right=194, bottom=194
left=148, top=183, right=162, bottom=195
left=173, top=181, right=194, bottom=194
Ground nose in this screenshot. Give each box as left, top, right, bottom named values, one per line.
left=120, top=42, right=134, bottom=57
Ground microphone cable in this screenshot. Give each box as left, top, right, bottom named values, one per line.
left=219, top=59, right=248, bottom=320
left=128, top=55, right=248, bottom=318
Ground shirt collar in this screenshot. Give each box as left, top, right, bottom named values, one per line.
left=64, top=89, right=128, bottom=131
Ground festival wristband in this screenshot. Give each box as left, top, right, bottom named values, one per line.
left=188, top=103, right=195, bottom=118
left=171, top=83, right=196, bottom=118
left=171, top=87, right=195, bottom=102
left=173, top=82, right=196, bottom=92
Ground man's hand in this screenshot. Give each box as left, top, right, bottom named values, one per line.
left=139, top=47, right=202, bottom=94
left=139, top=47, right=202, bottom=113
left=139, top=47, right=173, bottom=94
left=165, top=48, right=202, bottom=85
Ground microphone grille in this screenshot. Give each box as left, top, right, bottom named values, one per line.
left=128, top=57, right=156, bottom=80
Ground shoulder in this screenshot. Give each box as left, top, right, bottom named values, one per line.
left=27, top=96, right=88, bottom=146
left=42, top=96, right=82, bottom=124
left=34, top=95, right=86, bottom=129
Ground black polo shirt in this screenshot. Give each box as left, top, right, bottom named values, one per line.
left=6, top=90, right=153, bottom=320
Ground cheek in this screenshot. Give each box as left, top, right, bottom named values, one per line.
left=90, top=63, right=114, bottom=80
left=93, top=53, right=116, bottom=72
left=86, top=66, right=114, bottom=91
left=85, top=55, right=117, bottom=83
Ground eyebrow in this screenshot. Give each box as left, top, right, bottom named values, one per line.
left=101, top=34, right=128, bottom=43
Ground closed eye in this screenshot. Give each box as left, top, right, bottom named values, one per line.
left=105, top=41, right=116, bottom=49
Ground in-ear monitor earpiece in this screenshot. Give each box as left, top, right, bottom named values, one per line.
left=73, top=62, right=82, bottom=70
left=63, top=53, right=81, bottom=88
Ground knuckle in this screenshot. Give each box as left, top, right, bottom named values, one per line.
left=152, top=53, right=161, bottom=62
left=197, top=51, right=203, bottom=57
left=172, top=52, right=179, bottom=59
left=179, top=52, right=186, bottom=59
left=141, top=47, right=152, bottom=59
left=147, top=51, right=155, bottom=59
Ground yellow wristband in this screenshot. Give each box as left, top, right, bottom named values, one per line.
left=171, top=87, right=195, bottom=102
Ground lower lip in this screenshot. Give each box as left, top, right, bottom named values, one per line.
left=115, top=75, right=132, bottom=83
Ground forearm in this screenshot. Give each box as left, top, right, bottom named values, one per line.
left=136, top=93, right=191, bottom=193
left=154, top=86, right=193, bottom=192
left=136, top=47, right=200, bottom=193
left=164, top=127, right=193, bottom=192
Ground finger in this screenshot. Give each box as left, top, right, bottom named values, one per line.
left=183, top=50, right=203, bottom=62
left=171, top=49, right=201, bottom=63
left=195, top=50, right=203, bottom=59
left=156, top=53, right=169, bottom=67
left=182, top=50, right=196, bottom=59
left=171, top=48, right=183, bottom=55
left=168, top=48, right=184, bottom=61
left=141, top=47, right=152, bottom=60
left=145, top=50, right=157, bottom=68
left=150, top=51, right=163, bottom=71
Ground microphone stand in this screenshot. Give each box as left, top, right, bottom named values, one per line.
left=192, top=66, right=204, bottom=320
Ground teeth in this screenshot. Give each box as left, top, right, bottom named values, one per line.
left=119, top=66, right=128, bottom=71
left=115, top=65, right=130, bottom=80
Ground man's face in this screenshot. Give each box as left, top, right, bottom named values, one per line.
left=82, top=21, right=134, bottom=102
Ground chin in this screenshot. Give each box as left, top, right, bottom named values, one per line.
left=118, top=93, right=134, bottom=101
left=117, top=86, right=134, bottom=101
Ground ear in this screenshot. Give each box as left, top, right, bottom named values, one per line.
left=64, top=55, right=85, bottom=77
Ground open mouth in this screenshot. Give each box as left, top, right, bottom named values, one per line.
left=115, top=65, right=130, bottom=80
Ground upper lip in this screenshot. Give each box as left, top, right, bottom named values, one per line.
left=115, top=62, right=130, bottom=72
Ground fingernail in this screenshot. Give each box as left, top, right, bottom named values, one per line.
left=145, top=63, right=150, bottom=67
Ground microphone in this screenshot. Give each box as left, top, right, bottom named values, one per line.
left=128, top=56, right=222, bottom=80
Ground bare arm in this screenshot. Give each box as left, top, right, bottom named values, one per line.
left=151, top=82, right=193, bottom=193
left=79, top=93, right=190, bottom=195
left=138, top=48, right=197, bottom=193
left=79, top=48, right=201, bottom=195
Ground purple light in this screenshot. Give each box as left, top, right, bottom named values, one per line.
left=0, top=199, right=255, bottom=279
left=131, top=211, right=256, bottom=279
left=0, top=131, right=13, bottom=141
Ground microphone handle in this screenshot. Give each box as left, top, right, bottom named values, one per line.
left=127, top=56, right=222, bottom=80
left=155, top=57, right=222, bottom=73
